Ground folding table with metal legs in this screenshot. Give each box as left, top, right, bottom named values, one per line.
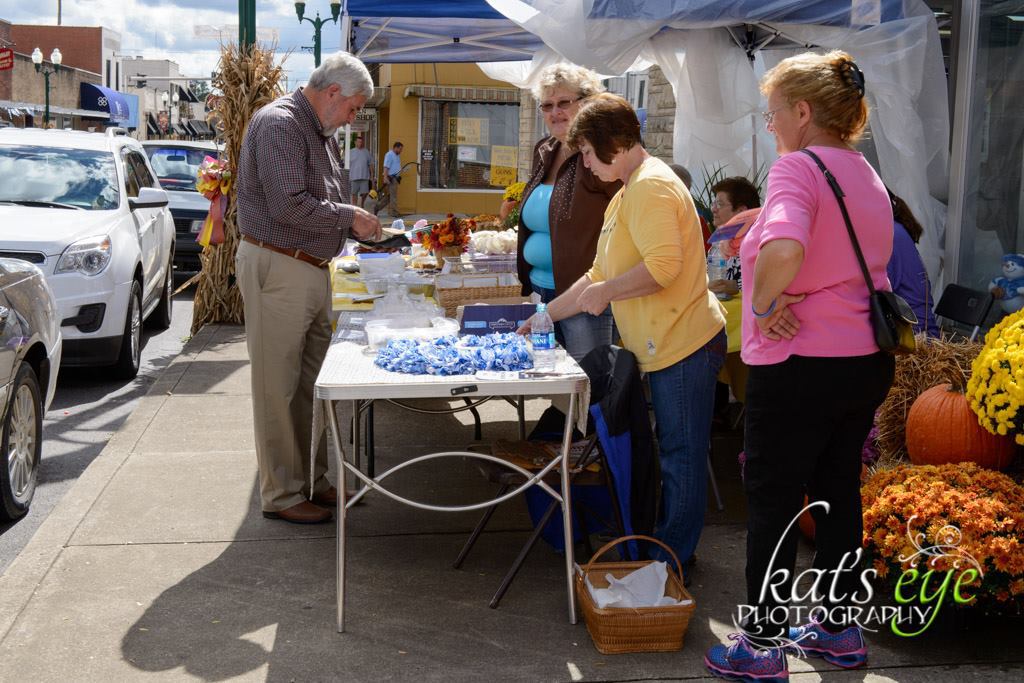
left=315, top=339, right=589, bottom=633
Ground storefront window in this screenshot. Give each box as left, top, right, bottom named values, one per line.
left=419, top=101, right=519, bottom=191
left=956, top=4, right=1024, bottom=310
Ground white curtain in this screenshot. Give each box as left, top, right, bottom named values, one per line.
left=481, top=0, right=950, bottom=284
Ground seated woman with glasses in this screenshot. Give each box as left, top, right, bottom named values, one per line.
left=708, top=176, right=761, bottom=297
left=515, top=63, right=622, bottom=361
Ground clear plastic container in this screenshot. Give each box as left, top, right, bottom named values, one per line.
left=357, top=252, right=405, bottom=280
left=365, top=317, right=459, bottom=350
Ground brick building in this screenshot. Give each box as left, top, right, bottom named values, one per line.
left=0, top=20, right=12, bottom=102
left=10, top=23, right=121, bottom=90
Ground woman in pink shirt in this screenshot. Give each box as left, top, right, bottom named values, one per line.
left=706, top=52, right=895, bottom=682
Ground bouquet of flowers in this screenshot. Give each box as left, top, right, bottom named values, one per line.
left=500, top=181, right=526, bottom=229
left=419, top=213, right=473, bottom=254
left=967, top=308, right=1024, bottom=442
left=861, top=463, right=1024, bottom=608
left=502, top=181, right=526, bottom=203
left=195, top=156, right=232, bottom=247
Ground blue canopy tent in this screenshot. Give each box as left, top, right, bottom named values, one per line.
left=344, top=0, right=545, bottom=63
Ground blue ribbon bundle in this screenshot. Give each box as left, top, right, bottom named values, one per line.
left=375, top=333, right=534, bottom=375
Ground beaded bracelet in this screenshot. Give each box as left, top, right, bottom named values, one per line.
left=751, top=298, right=777, bottom=319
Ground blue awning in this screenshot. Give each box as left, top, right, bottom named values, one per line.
left=79, top=83, right=131, bottom=123
left=346, top=0, right=545, bottom=63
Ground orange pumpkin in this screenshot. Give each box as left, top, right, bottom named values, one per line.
left=799, top=464, right=869, bottom=541
left=906, top=383, right=1016, bottom=471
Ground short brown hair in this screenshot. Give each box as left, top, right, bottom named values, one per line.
left=567, top=93, right=642, bottom=164
left=760, top=50, right=869, bottom=144
left=711, top=176, right=761, bottom=210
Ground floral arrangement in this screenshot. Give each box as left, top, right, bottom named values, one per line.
left=502, top=181, right=526, bottom=203
left=861, top=463, right=1024, bottom=607
left=419, top=213, right=473, bottom=253
left=968, top=308, right=1024, bottom=442
left=375, top=333, right=533, bottom=375
left=195, top=155, right=232, bottom=247
left=499, top=182, right=526, bottom=230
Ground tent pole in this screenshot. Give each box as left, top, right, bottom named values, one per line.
left=747, top=29, right=757, bottom=179
left=342, top=3, right=352, bottom=172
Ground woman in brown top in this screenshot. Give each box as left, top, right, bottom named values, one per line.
left=516, top=63, right=622, bottom=361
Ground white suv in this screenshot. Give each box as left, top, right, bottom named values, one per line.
left=0, top=129, right=175, bottom=379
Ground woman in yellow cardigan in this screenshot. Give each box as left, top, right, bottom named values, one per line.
left=524, top=93, right=726, bottom=581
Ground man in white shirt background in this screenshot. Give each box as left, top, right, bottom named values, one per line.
left=348, top=135, right=373, bottom=208
left=382, top=141, right=403, bottom=217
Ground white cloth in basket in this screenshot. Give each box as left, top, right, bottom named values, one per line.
left=585, top=561, right=691, bottom=609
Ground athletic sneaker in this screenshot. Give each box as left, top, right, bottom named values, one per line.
left=787, top=618, right=868, bottom=669
left=705, top=633, right=789, bottom=682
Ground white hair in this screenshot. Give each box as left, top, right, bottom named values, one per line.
left=308, top=52, right=374, bottom=98
left=531, top=63, right=605, bottom=101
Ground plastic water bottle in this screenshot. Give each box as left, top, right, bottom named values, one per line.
left=707, top=244, right=728, bottom=282
left=530, top=303, right=557, bottom=372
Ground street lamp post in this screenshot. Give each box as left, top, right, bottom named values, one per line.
left=160, top=90, right=181, bottom=137
left=31, top=47, right=63, bottom=128
left=294, top=1, right=341, bottom=68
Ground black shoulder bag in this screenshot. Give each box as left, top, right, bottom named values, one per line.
left=800, top=149, right=918, bottom=355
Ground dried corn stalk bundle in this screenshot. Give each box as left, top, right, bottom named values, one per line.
left=191, top=42, right=285, bottom=334
left=874, top=336, right=981, bottom=468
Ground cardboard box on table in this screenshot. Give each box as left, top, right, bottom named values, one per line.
left=458, top=298, right=539, bottom=335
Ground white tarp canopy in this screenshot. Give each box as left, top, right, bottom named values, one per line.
left=480, top=0, right=949, bottom=284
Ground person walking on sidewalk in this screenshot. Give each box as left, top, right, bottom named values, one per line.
left=235, top=52, right=382, bottom=524
left=382, top=141, right=403, bottom=217
left=348, top=135, right=373, bottom=208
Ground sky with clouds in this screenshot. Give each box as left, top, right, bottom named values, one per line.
left=4, top=0, right=349, bottom=88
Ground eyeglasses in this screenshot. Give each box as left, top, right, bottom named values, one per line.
left=538, top=97, right=581, bottom=114
left=761, top=108, right=783, bottom=128
left=711, top=198, right=732, bottom=210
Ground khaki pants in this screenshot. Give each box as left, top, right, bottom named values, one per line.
left=236, top=240, right=332, bottom=511
left=387, top=176, right=400, bottom=216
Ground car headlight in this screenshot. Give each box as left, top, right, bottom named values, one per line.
left=190, top=219, right=204, bottom=234
left=55, top=236, right=112, bottom=276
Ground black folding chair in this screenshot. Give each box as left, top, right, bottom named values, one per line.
left=453, top=433, right=626, bottom=609
left=934, top=284, right=994, bottom=342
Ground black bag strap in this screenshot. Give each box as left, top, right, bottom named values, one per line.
left=799, top=148, right=878, bottom=296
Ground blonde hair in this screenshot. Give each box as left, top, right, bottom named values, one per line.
left=532, top=63, right=605, bottom=101
left=760, top=50, right=869, bottom=144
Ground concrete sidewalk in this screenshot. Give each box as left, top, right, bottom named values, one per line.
left=0, top=324, right=1021, bottom=681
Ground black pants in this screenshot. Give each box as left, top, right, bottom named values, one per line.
left=742, top=352, right=894, bottom=644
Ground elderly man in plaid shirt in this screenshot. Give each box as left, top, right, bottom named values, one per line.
left=235, top=52, right=382, bottom=524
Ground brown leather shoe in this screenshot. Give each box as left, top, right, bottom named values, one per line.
left=311, top=486, right=338, bottom=507
left=262, top=500, right=332, bottom=524
left=312, top=486, right=365, bottom=507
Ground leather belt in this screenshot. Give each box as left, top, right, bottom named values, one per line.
left=241, top=235, right=330, bottom=269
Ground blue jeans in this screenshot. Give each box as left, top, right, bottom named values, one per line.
left=533, top=285, right=616, bottom=362
left=647, top=329, right=726, bottom=569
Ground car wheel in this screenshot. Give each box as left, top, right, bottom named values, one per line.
left=0, top=362, right=43, bottom=522
left=147, top=255, right=174, bottom=331
left=112, top=280, right=143, bottom=380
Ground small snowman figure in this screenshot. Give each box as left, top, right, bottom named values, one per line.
left=989, top=253, right=1024, bottom=314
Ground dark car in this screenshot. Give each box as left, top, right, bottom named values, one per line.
left=0, top=258, right=61, bottom=521
left=142, top=140, right=220, bottom=275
